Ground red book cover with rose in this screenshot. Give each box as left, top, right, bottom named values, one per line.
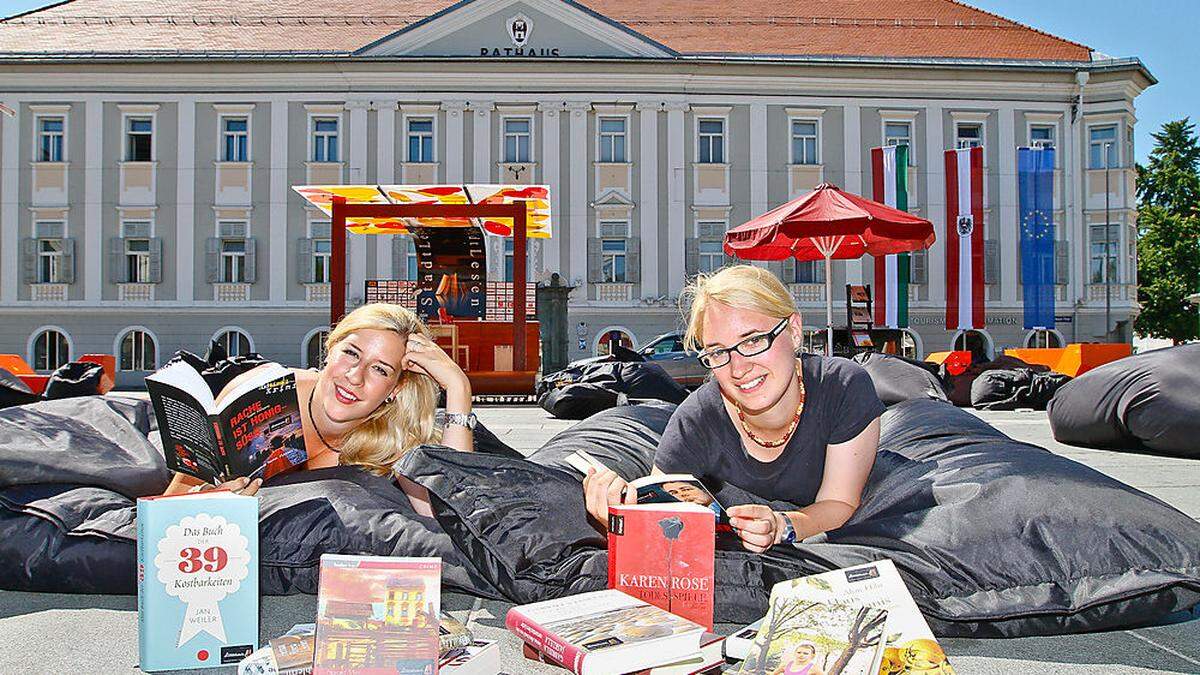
left=608, top=502, right=716, bottom=630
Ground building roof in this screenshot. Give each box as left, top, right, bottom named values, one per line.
left=0, top=0, right=1093, bottom=62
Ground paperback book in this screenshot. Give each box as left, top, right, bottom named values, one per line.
left=608, top=502, right=715, bottom=630
left=506, top=588, right=706, bottom=675
left=237, top=623, right=316, bottom=675
left=137, top=490, right=258, bottom=672
left=147, top=360, right=307, bottom=484
left=313, top=554, right=441, bottom=675
left=440, top=639, right=501, bottom=675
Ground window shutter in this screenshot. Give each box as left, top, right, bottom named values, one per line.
left=685, top=237, right=699, bottom=276
left=782, top=257, right=797, bottom=283
left=984, top=239, right=1000, bottom=285
left=21, top=239, right=38, bottom=284
left=205, top=238, right=221, bottom=283
left=61, top=238, right=75, bottom=284
left=586, top=238, right=602, bottom=283
left=148, top=237, right=163, bottom=284
left=626, top=238, right=641, bottom=284
left=243, top=237, right=258, bottom=284
left=298, top=237, right=314, bottom=284
left=108, top=237, right=128, bottom=284
left=911, top=250, right=928, bottom=285
left=1055, top=240, right=1069, bottom=286
left=391, top=236, right=410, bottom=280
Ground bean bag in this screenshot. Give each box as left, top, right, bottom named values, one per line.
left=537, top=360, right=688, bottom=418
left=41, top=361, right=106, bottom=400
left=1048, top=343, right=1200, bottom=457
left=526, top=402, right=675, bottom=480
left=970, top=368, right=1072, bottom=410
left=851, top=352, right=948, bottom=406
left=0, top=368, right=40, bottom=409
left=942, top=354, right=1047, bottom=407
left=537, top=383, right=625, bottom=420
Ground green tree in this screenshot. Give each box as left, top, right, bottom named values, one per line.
left=1136, top=118, right=1200, bottom=343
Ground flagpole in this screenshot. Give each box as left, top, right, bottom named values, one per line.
left=825, top=253, right=834, bottom=356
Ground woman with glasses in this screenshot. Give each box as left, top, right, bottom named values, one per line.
left=583, top=265, right=884, bottom=552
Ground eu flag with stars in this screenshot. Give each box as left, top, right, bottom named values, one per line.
left=1018, top=147, right=1055, bottom=330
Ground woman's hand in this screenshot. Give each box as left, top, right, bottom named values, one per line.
left=190, top=476, right=262, bottom=497
left=582, top=467, right=637, bottom=530
left=727, top=504, right=784, bottom=553
left=402, top=333, right=469, bottom=395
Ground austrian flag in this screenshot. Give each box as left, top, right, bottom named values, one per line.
left=871, top=144, right=911, bottom=328
left=944, top=146, right=985, bottom=329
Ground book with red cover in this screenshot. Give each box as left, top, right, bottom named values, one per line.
left=608, top=502, right=716, bottom=630
left=523, top=632, right=726, bottom=674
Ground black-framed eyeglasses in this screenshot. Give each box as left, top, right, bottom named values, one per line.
left=698, top=318, right=789, bottom=369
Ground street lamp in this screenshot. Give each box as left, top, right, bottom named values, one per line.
left=1104, top=140, right=1112, bottom=342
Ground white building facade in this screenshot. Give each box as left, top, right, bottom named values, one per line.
left=0, top=0, right=1151, bottom=386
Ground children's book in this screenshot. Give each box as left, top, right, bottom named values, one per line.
left=313, top=554, right=441, bottom=675
left=147, top=360, right=307, bottom=484
left=734, top=590, right=888, bottom=675
left=608, top=502, right=715, bottom=630
left=440, top=639, right=501, bottom=675
left=137, top=490, right=259, bottom=672
left=506, top=588, right=706, bottom=675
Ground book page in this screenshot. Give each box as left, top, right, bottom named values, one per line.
left=146, top=377, right=225, bottom=483
left=146, top=360, right=216, bottom=411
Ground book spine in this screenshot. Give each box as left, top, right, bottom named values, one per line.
left=136, top=501, right=152, bottom=671
left=505, top=607, right=586, bottom=675
left=211, top=418, right=229, bottom=480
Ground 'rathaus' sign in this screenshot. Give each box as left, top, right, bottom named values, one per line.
left=480, top=13, right=562, bottom=57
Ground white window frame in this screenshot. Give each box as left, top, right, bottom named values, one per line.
left=114, top=326, right=159, bottom=372
left=597, top=218, right=631, bottom=238
left=1029, top=123, right=1056, bottom=149
left=879, top=110, right=919, bottom=165
left=597, top=115, right=629, bottom=164
left=120, top=219, right=154, bottom=284
left=1089, top=222, right=1120, bottom=285
left=696, top=116, right=727, bottom=165
left=955, top=121, right=984, bottom=150
left=1088, top=124, right=1120, bottom=169
left=883, top=121, right=912, bottom=148
left=210, top=326, right=255, bottom=357
left=600, top=238, right=627, bottom=283
left=34, top=113, right=66, bottom=163
left=405, top=115, right=436, bottom=163
left=125, top=237, right=152, bottom=284
left=219, top=114, right=251, bottom=162
left=309, top=114, right=341, bottom=163
left=37, top=238, right=64, bottom=284
left=220, top=238, right=246, bottom=283
left=789, top=117, right=820, bottom=166
left=123, top=114, right=155, bottom=162
left=312, top=238, right=332, bottom=283
left=301, top=327, right=330, bottom=369
left=698, top=240, right=724, bottom=274
left=28, top=326, right=72, bottom=373
left=501, top=115, right=533, bottom=163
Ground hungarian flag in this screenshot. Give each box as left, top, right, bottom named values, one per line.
left=945, top=146, right=985, bottom=330
left=871, top=145, right=910, bottom=328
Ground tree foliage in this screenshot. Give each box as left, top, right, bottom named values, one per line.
left=1135, top=118, right=1200, bottom=342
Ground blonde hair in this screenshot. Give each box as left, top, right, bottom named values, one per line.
left=681, top=265, right=797, bottom=352
left=323, top=303, right=440, bottom=475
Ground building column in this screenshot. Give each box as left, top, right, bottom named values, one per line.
left=441, top=100, right=467, bottom=183
left=998, top=106, right=1018, bottom=305
left=926, top=105, right=946, bottom=305
left=843, top=103, right=863, bottom=284
left=376, top=101, right=397, bottom=279
left=267, top=98, right=287, bottom=303
left=85, top=98, right=104, bottom=301
left=665, top=101, right=688, bottom=297
left=0, top=100, right=17, bottom=303
left=538, top=101, right=562, bottom=279
left=346, top=100, right=370, bottom=303
left=636, top=101, right=660, bottom=298
left=470, top=101, right=492, bottom=183
left=749, top=102, right=769, bottom=218
left=566, top=101, right=589, bottom=287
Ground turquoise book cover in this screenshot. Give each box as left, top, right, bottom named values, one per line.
left=137, top=491, right=259, bottom=671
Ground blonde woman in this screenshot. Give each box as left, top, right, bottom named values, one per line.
left=584, top=266, right=883, bottom=551
left=162, top=303, right=474, bottom=509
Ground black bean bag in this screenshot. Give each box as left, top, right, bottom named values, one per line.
left=41, top=361, right=106, bottom=400
left=0, top=368, right=40, bottom=409
left=526, top=402, right=675, bottom=480
left=537, top=360, right=688, bottom=419
left=537, top=383, right=625, bottom=420
left=942, top=354, right=1047, bottom=407
left=851, top=352, right=948, bottom=406
left=1048, top=344, right=1200, bottom=457
left=970, top=368, right=1072, bottom=410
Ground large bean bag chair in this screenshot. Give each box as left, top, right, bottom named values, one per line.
left=1048, top=343, right=1200, bottom=457
left=537, top=361, right=688, bottom=418
left=970, top=368, right=1071, bottom=410
left=943, top=354, right=1046, bottom=406
left=0, top=368, right=40, bottom=409
left=41, top=361, right=106, bottom=400
left=851, top=352, right=948, bottom=406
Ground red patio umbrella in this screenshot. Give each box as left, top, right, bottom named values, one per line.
left=724, top=183, right=935, bottom=354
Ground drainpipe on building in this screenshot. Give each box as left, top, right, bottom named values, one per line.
left=1073, top=70, right=1089, bottom=341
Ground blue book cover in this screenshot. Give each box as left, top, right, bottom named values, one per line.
left=137, top=491, right=259, bottom=671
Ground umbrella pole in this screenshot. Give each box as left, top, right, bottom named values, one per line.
left=824, top=254, right=834, bottom=356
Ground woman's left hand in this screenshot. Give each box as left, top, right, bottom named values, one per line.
left=728, top=504, right=782, bottom=553
left=402, top=333, right=469, bottom=394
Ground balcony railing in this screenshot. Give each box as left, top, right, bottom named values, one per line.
left=214, top=282, right=250, bottom=302
left=118, top=283, right=154, bottom=302
left=596, top=282, right=633, bottom=303
left=31, top=283, right=66, bottom=302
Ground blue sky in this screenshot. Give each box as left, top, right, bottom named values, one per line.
left=1, top=0, right=1193, bottom=163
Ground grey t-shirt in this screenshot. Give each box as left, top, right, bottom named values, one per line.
left=654, top=354, right=885, bottom=507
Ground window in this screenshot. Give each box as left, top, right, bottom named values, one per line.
left=1089, top=125, right=1118, bottom=169
left=38, top=239, right=64, bottom=283
left=884, top=122, right=911, bottom=149
left=38, top=117, right=64, bottom=162
left=215, top=329, right=252, bottom=357
left=305, top=330, right=329, bottom=368
left=698, top=119, right=724, bottom=164
left=503, top=118, right=531, bottom=163
left=790, top=120, right=818, bottom=165
left=599, top=117, right=626, bottom=163
left=312, top=117, right=339, bottom=162
left=407, top=118, right=434, bottom=163
left=221, top=239, right=246, bottom=283
left=312, top=239, right=331, bottom=283
left=125, top=238, right=151, bottom=283
left=955, top=123, right=982, bottom=149
left=698, top=240, right=724, bottom=274
left=601, top=239, right=627, bottom=283
left=222, top=117, right=249, bottom=162
left=1030, top=124, right=1055, bottom=148
left=126, top=117, right=153, bottom=161
left=1089, top=224, right=1118, bottom=284
left=32, top=329, right=69, bottom=371
left=119, top=330, right=156, bottom=371
left=503, top=239, right=532, bottom=281
left=792, top=261, right=821, bottom=284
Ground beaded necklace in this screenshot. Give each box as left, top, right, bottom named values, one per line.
left=736, top=361, right=806, bottom=449
left=307, top=386, right=341, bottom=453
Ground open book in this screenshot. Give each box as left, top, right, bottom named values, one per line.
left=566, top=451, right=731, bottom=530
left=146, top=361, right=308, bottom=484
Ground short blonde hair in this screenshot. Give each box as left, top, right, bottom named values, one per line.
left=680, top=265, right=797, bottom=352
left=323, top=303, right=440, bottom=475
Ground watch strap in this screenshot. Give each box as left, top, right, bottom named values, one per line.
left=444, top=412, right=477, bottom=430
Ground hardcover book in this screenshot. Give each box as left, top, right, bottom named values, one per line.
left=440, top=639, right=501, bottom=675
left=506, top=588, right=706, bottom=675
left=146, top=360, right=307, bottom=484
left=313, top=554, right=441, bottom=675
left=137, top=490, right=259, bottom=672
left=524, top=632, right=726, bottom=675
left=608, top=502, right=715, bottom=630
left=735, top=592, right=887, bottom=675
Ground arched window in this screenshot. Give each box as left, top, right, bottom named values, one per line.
left=214, top=329, right=252, bottom=357
left=952, top=329, right=995, bottom=362
left=32, top=329, right=70, bottom=371
left=899, top=329, right=923, bottom=360
left=304, top=329, right=330, bottom=368
left=118, top=329, right=157, bottom=371
left=595, top=328, right=634, bottom=357
left=1023, top=329, right=1065, bottom=349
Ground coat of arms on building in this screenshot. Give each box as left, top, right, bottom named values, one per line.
left=956, top=214, right=974, bottom=237
left=507, top=14, right=532, bottom=47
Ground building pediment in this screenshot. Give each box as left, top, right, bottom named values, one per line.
left=357, top=0, right=675, bottom=59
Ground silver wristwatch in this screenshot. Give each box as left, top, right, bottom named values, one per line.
left=444, top=411, right=478, bottom=430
